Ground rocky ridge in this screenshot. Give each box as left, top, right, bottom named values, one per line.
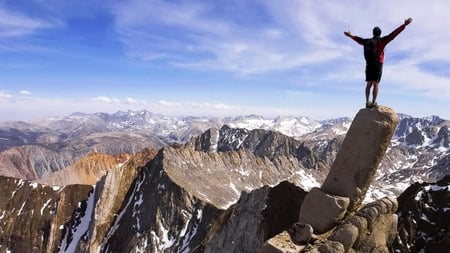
left=1, top=110, right=448, bottom=199
left=393, top=174, right=450, bottom=253
left=0, top=109, right=448, bottom=252
left=0, top=176, right=93, bottom=253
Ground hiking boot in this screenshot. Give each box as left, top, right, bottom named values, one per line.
left=366, top=102, right=372, bottom=108
left=372, top=102, right=378, bottom=108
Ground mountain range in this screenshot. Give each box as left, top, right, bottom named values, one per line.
left=0, top=109, right=449, bottom=252
left=0, top=110, right=448, bottom=199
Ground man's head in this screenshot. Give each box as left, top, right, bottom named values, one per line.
left=373, top=26, right=381, bottom=37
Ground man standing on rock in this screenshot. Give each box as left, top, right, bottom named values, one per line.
left=344, top=18, right=413, bottom=108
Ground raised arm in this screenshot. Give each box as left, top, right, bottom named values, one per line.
left=382, top=17, right=413, bottom=45
left=344, top=31, right=364, bottom=45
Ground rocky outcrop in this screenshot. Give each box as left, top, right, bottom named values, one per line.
left=320, top=106, right=399, bottom=212
left=0, top=176, right=93, bottom=252
left=265, top=106, right=400, bottom=252
left=325, top=197, right=398, bottom=253
left=86, top=148, right=157, bottom=252
left=299, top=188, right=350, bottom=234
left=264, top=196, right=399, bottom=253
left=297, top=106, right=398, bottom=237
left=204, top=181, right=307, bottom=253
left=393, top=174, right=450, bottom=253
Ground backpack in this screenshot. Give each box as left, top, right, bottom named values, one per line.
left=364, top=38, right=380, bottom=64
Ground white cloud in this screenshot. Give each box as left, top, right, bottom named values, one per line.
left=0, top=91, right=12, bottom=100
left=112, top=0, right=346, bottom=75
left=93, top=96, right=121, bottom=103
left=125, top=97, right=138, bottom=104
left=19, top=90, right=32, bottom=95
left=111, top=0, right=450, bottom=93
left=157, top=100, right=181, bottom=107
left=94, top=96, right=113, bottom=103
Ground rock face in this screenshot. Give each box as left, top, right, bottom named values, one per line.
left=204, top=181, right=307, bottom=253
left=299, top=188, right=350, bottom=234
left=327, top=197, right=398, bottom=253
left=263, top=106, right=401, bottom=253
left=0, top=176, right=93, bottom=252
left=35, top=152, right=127, bottom=186
left=298, top=106, right=398, bottom=237
left=393, top=175, right=450, bottom=253
left=0, top=132, right=165, bottom=181
left=321, top=106, right=399, bottom=212
left=186, top=125, right=330, bottom=184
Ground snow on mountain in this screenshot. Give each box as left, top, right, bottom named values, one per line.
left=0, top=109, right=449, bottom=252
left=33, top=110, right=323, bottom=143
left=2, top=109, right=449, bottom=202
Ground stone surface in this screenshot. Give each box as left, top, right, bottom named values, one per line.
left=88, top=149, right=156, bottom=253
left=321, top=106, right=399, bottom=211
left=302, top=197, right=399, bottom=252
left=340, top=197, right=398, bottom=252
left=328, top=223, right=359, bottom=251
left=0, top=176, right=93, bottom=253
left=290, top=222, right=313, bottom=244
left=299, top=187, right=350, bottom=234
left=318, top=240, right=345, bottom=253
left=204, top=181, right=307, bottom=253
left=262, top=231, right=305, bottom=253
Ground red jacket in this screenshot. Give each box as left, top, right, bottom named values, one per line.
left=348, top=24, right=406, bottom=63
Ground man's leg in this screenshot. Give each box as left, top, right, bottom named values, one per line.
left=365, top=81, right=373, bottom=107
left=372, top=82, right=379, bottom=105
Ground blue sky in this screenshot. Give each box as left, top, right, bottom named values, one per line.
left=1, top=0, right=449, bottom=121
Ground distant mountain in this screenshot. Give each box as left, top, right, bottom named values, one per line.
left=0, top=108, right=447, bottom=252
left=0, top=111, right=322, bottom=181
left=0, top=110, right=448, bottom=197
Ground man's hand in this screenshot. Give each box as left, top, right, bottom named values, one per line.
left=344, top=31, right=351, bottom=37
left=405, top=17, right=413, bottom=25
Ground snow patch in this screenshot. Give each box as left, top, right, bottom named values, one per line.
left=150, top=218, right=176, bottom=252
left=229, top=182, right=241, bottom=196
left=59, top=191, right=95, bottom=253
left=17, top=201, right=27, bottom=216
left=177, top=208, right=203, bottom=253
left=52, top=186, right=62, bottom=191
left=293, top=169, right=320, bottom=191
left=0, top=210, right=6, bottom=220
left=415, top=184, right=449, bottom=201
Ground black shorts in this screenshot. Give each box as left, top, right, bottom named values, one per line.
left=365, top=62, right=383, bottom=82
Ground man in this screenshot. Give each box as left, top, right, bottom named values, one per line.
left=344, top=18, right=413, bottom=108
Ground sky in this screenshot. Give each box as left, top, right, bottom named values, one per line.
left=1, top=0, right=449, bottom=122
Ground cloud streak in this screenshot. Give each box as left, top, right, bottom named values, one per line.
left=0, top=5, right=57, bottom=38
left=1, top=1, right=449, bottom=121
